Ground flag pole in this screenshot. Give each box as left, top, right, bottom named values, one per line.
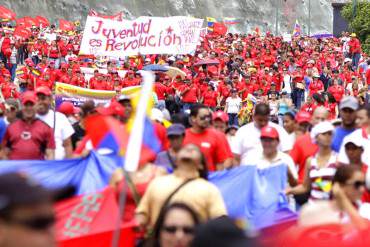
left=111, top=70, right=155, bottom=247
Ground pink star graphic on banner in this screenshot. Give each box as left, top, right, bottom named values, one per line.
left=166, top=26, right=173, bottom=34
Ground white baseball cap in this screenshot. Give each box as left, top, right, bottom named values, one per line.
left=311, top=121, right=334, bottom=140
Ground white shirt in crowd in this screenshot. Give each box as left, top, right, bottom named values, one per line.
left=282, top=74, right=292, bottom=94
left=225, top=97, right=242, bottom=114
left=37, top=110, right=75, bottom=160
left=338, top=128, right=370, bottom=165
left=232, top=121, right=293, bottom=165
left=246, top=151, right=298, bottom=180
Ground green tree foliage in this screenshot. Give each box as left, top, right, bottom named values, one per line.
left=341, top=0, right=370, bottom=54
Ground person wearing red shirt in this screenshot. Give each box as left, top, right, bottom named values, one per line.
left=1, top=91, right=55, bottom=160
left=180, top=78, right=199, bottom=111
left=154, top=79, right=168, bottom=110
left=183, top=105, right=233, bottom=171
left=59, top=68, right=73, bottom=85
left=301, top=95, right=317, bottom=115
left=348, top=33, right=362, bottom=69
left=90, top=74, right=107, bottom=90
left=202, top=84, right=218, bottom=109
left=328, top=78, right=345, bottom=103
left=35, top=72, right=54, bottom=90
left=70, top=69, right=86, bottom=88
left=1, top=73, right=19, bottom=100
left=292, top=65, right=305, bottom=108
left=55, top=63, right=69, bottom=81
left=122, top=71, right=140, bottom=87
left=104, top=75, right=114, bottom=91
left=308, top=74, right=324, bottom=96
left=47, top=40, right=61, bottom=68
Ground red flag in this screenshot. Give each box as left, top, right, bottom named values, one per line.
left=13, top=26, right=32, bottom=39
left=55, top=187, right=135, bottom=246
left=59, top=19, right=75, bottom=31
left=16, top=16, right=37, bottom=28
left=213, top=22, right=228, bottom=35
left=88, top=9, right=123, bottom=21
left=34, top=16, right=50, bottom=28
left=0, top=5, right=16, bottom=20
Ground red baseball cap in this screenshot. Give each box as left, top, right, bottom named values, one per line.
left=58, top=102, right=79, bottom=115
left=212, top=111, right=229, bottom=123
left=35, top=86, right=52, bottom=96
left=295, top=111, right=312, bottom=124
left=260, top=126, right=279, bottom=139
left=21, top=91, right=37, bottom=105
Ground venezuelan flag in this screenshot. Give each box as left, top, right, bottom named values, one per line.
left=223, top=17, right=239, bottom=25
left=125, top=71, right=161, bottom=172
left=206, top=17, right=216, bottom=32
left=292, top=20, right=301, bottom=37
left=16, top=68, right=24, bottom=76
left=86, top=115, right=129, bottom=154
left=31, top=68, right=41, bottom=77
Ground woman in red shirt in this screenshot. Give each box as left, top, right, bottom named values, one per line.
left=202, top=84, right=218, bottom=110
left=308, top=74, right=324, bottom=96
left=328, top=78, right=345, bottom=102
left=48, top=41, right=61, bottom=69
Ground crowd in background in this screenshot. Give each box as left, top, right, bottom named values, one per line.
left=0, top=18, right=370, bottom=247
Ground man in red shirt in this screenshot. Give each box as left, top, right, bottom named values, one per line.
left=180, top=78, right=199, bottom=112
left=1, top=91, right=55, bottom=160
left=70, top=69, right=86, bottom=88
left=348, top=33, right=362, bottom=69
left=183, top=104, right=233, bottom=171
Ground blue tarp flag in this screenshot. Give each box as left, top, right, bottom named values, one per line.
left=0, top=152, right=122, bottom=195
left=0, top=154, right=296, bottom=229
left=209, top=165, right=297, bottom=229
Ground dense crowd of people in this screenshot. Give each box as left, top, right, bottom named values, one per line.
left=0, top=16, right=370, bottom=247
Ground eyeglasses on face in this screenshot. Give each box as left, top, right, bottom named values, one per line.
left=162, top=225, right=195, bottom=235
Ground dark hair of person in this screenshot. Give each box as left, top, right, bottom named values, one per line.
left=312, top=93, right=325, bottom=105
left=79, top=100, right=95, bottom=118
left=332, top=165, right=362, bottom=185
left=190, top=104, right=208, bottom=118
left=326, top=93, right=337, bottom=104
left=254, top=103, right=270, bottom=116
left=148, top=203, right=200, bottom=247
left=284, top=112, right=295, bottom=120
left=171, top=112, right=190, bottom=128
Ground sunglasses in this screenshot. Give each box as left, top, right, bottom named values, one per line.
left=346, top=181, right=366, bottom=190
left=162, top=225, right=195, bottom=235
left=8, top=215, right=55, bottom=231
left=199, top=115, right=211, bottom=121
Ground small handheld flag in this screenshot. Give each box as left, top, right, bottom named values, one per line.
left=292, top=20, right=301, bottom=37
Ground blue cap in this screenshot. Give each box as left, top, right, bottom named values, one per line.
left=167, top=124, right=186, bottom=136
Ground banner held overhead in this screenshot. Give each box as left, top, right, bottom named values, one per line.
left=80, top=16, right=203, bottom=57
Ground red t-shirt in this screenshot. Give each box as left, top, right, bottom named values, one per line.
left=183, top=128, right=232, bottom=171
left=154, top=82, right=167, bottom=101
left=180, top=85, right=198, bottom=103
left=202, top=91, right=218, bottom=107
left=2, top=119, right=55, bottom=160
left=290, top=133, right=319, bottom=183
left=328, top=85, right=345, bottom=102
left=366, top=69, right=370, bottom=86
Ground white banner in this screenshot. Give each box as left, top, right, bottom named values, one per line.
left=80, top=16, right=203, bottom=57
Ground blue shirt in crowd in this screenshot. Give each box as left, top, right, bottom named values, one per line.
left=331, top=126, right=356, bottom=152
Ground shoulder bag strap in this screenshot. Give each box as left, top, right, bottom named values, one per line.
left=161, top=178, right=195, bottom=209
left=166, top=151, right=177, bottom=170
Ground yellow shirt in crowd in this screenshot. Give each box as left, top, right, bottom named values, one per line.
left=136, top=173, right=227, bottom=227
